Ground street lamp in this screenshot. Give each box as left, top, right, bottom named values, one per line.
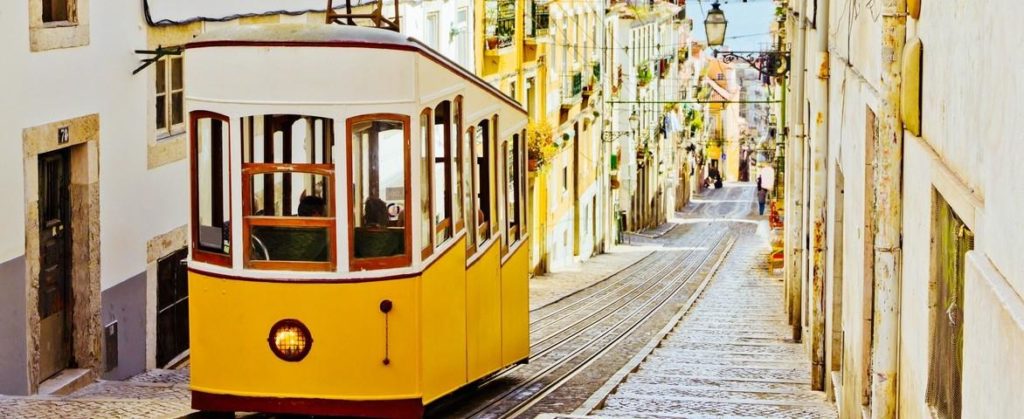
left=704, top=1, right=727, bottom=47
left=629, top=110, right=640, bottom=133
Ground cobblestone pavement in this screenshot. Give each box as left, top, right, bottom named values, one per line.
left=0, top=369, right=192, bottom=419
left=558, top=218, right=837, bottom=418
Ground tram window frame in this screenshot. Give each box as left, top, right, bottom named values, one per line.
left=419, top=109, right=434, bottom=260
left=190, top=111, right=232, bottom=267
left=464, top=126, right=477, bottom=256
left=452, top=96, right=465, bottom=234
left=473, top=119, right=493, bottom=246
left=433, top=101, right=454, bottom=247
left=347, top=114, right=413, bottom=271
left=505, top=132, right=522, bottom=245
left=240, top=114, right=337, bottom=272
left=520, top=128, right=528, bottom=240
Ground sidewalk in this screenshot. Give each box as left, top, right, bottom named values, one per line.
left=578, top=234, right=837, bottom=418
left=529, top=243, right=656, bottom=311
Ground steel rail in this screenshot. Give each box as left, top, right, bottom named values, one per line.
left=463, top=231, right=731, bottom=418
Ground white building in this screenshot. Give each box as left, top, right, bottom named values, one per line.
left=782, top=0, right=1024, bottom=417
left=0, top=0, right=450, bottom=396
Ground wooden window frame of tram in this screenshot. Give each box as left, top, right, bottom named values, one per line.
left=241, top=163, right=338, bottom=272
left=419, top=108, right=434, bottom=261
left=189, top=110, right=232, bottom=268
left=346, top=113, right=414, bottom=272
left=432, top=100, right=455, bottom=250
left=452, top=96, right=465, bottom=234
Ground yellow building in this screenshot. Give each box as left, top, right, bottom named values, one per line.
left=480, top=0, right=603, bottom=273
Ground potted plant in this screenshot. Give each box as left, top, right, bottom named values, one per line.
left=527, top=121, right=556, bottom=171
left=637, top=64, right=653, bottom=87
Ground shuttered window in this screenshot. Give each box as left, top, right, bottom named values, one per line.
left=927, top=196, right=973, bottom=419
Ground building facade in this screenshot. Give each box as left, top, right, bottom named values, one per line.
left=780, top=0, right=1024, bottom=417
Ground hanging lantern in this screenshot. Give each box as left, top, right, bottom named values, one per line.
left=704, top=1, right=727, bottom=47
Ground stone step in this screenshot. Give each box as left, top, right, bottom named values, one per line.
left=594, top=395, right=838, bottom=418
left=632, top=362, right=810, bottom=382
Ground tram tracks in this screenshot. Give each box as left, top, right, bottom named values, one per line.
left=429, top=224, right=735, bottom=418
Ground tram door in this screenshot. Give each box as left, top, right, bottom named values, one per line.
left=157, top=248, right=189, bottom=367
left=38, top=150, right=72, bottom=380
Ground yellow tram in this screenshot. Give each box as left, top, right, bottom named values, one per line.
left=183, top=18, right=530, bottom=417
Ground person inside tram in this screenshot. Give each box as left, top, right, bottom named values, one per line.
left=354, top=196, right=404, bottom=258
left=297, top=195, right=326, bottom=217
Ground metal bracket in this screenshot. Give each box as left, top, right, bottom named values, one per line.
left=132, top=45, right=183, bottom=75
left=714, top=49, right=791, bottom=78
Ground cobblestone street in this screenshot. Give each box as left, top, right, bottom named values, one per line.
left=0, top=184, right=837, bottom=419
left=0, top=368, right=191, bottom=419
left=577, top=235, right=837, bottom=418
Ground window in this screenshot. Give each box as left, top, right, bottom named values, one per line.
left=463, top=127, right=477, bottom=254
left=425, top=12, right=440, bottom=49
left=452, top=97, right=465, bottom=233
left=473, top=119, right=493, bottom=245
left=420, top=110, right=434, bottom=259
left=190, top=112, right=231, bottom=267
left=42, top=0, right=71, bottom=23
left=504, top=133, right=523, bottom=246
left=156, top=56, right=185, bottom=137
left=433, top=102, right=454, bottom=245
left=241, top=115, right=335, bottom=271
left=456, top=8, right=470, bottom=67
left=927, top=196, right=973, bottom=419
left=349, top=115, right=411, bottom=270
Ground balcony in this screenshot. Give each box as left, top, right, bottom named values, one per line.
left=583, top=61, right=601, bottom=97
left=484, top=0, right=516, bottom=56
left=531, top=1, right=551, bottom=40
left=561, top=71, right=583, bottom=108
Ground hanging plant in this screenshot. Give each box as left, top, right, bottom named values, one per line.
left=637, top=64, right=653, bottom=87
left=527, top=121, right=556, bottom=170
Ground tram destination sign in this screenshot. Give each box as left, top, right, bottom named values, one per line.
left=145, top=0, right=377, bottom=25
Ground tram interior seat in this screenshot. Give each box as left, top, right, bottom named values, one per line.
left=252, top=226, right=329, bottom=262
left=353, top=227, right=405, bottom=258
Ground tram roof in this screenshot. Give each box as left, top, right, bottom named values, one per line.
left=188, top=24, right=527, bottom=114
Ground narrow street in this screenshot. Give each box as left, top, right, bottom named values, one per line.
left=0, top=183, right=829, bottom=419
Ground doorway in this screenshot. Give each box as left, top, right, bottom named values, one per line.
left=38, top=149, right=73, bottom=380
left=156, top=248, right=189, bottom=367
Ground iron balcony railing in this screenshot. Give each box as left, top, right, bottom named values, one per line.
left=533, top=1, right=551, bottom=38
left=561, top=71, right=583, bottom=106
left=485, top=0, right=515, bottom=52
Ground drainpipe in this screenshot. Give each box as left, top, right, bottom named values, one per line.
left=808, top=0, right=830, bottom=392
left=784, top=2, right=807, bottom=342
left=871, top=0, right=906, bottom=416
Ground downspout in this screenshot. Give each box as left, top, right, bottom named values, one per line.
left=871, top=0, right=906, bottom=416
left=809, top=0, right=830, bottom=391
left=784, top=1, right=807, bottom=342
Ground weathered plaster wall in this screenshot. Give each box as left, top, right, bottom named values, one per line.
left=0, top=256, right=29, bottom=395
left=100, top=272, right=147, bottom=380
left=896, top=0, right=1024, bottom=416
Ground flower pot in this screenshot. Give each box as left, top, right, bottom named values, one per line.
left=528, top=159, right=539, bottom=172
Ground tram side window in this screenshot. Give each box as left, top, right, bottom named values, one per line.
left=241, top=115, right=335, bottom=270
left=463, top=127, right=476, bottom=254
left=420, top=110, right=433, bottom=259
left=505, top=133, right=522, bottom=244
left=350, top=117, right=411, bottom=270
left=192, top=113, right=231, bottom=266
left=433, top=101, right=454, bottom=246
left=473, top=120, right=493, bottom=245
left=452, top=97, right=465, bottom=233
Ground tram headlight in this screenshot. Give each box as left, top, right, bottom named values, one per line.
left=267, top=319, right=313, bottom=362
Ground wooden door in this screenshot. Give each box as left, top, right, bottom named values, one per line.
left=38, top=150, right=72, bottom=380
left=156, top=248, right=189, bottom=367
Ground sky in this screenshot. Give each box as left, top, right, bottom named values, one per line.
left=686, top=0, right=777, bottom=52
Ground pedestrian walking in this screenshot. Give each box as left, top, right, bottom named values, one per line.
left=757, top=175, right=768, bottom=215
